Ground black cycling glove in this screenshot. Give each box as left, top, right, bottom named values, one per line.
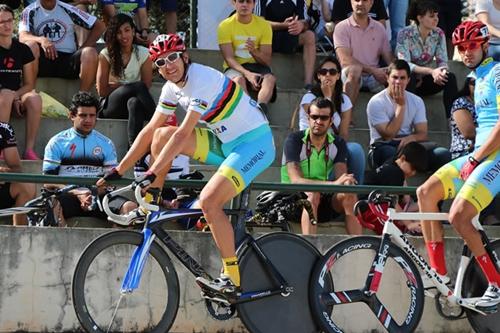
left=134, top=170, right=157, bottom=188
left=102, top=167, right=122, bottom=182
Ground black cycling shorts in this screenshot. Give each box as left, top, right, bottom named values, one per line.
left=0, top=182, right=15, bottom=209
left=58, top=192, right=128, bottom=219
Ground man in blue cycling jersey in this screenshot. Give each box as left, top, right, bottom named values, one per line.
left=98, top=34, right=275, bottom=296
left=417, top=20, right=500, bottom=310
left=43, top=92, right=137, bottom=226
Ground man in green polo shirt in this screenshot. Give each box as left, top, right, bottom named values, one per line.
left=281, top=97, right=360, bottom=235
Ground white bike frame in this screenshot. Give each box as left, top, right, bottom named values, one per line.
left=382, top=209, right=495, bottom=315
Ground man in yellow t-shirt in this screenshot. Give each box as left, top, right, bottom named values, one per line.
left=217, top=0, right=276, bottom=114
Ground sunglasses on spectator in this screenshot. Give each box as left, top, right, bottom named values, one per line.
left=155, top=52, right=183, bottom=67
left=309, top=114, right=330, bottom=121
left=457, top=42, right=483, bottom=53
left=318, top=68, right=339, bottom=76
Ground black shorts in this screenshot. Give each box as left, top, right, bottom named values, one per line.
left=240, top=63, right=277, bottom=102
left=38, top=49, right=82, bottom=79
left=58, top=192, right=128, bottom=219
left=317, top=193, right=342, bottom=223
left=272, top=31, right=299, bottom=54
left=0, top=183, right=15, bottom=209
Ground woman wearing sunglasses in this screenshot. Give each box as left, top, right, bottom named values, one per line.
left=298, top=56, right=366, bottom=184
left=96, top=13, right=155, bottom=149
left=395, top=0, right=458, bottom=119
left=98, top=33, right=275, bottom=296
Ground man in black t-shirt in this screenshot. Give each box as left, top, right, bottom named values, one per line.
left=331, top=0, right=388, bottom=24
left=0, top=121, right=36, bottom=225
left=255, top=0, right=316, bottom=89
left=0, top=4, right=42, bottom=160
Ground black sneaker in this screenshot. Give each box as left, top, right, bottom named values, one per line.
left=196, top=275, right=239, bottom=297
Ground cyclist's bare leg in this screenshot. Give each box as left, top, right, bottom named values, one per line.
left=198, top=174, right=239, bottom=284
left=449, top=198, right=485, bottom=256
left=148, top=126, right=197, bottom=189
left=417, top=175, right=445, bottom=241
left=10, top=182, right=35, bottom=226
left=417, top=175, right=447, bottom=276
left=302, top=192, right=319, bottom=235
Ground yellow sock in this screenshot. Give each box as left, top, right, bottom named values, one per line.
left=222, top=256, right=240, bottom=287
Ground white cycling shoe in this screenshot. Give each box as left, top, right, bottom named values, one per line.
left=475, top=284, right=500, bottom=310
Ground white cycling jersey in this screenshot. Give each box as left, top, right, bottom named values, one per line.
left=155, top=63, right=268, bottom=144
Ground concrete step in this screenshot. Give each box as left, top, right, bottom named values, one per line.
left=11, top=116, right=449, bottom=167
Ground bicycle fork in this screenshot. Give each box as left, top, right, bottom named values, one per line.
left=120, top=227, right=156, bottom=293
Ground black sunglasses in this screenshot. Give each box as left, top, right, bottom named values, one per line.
left=309, top=114, right=330, bottom=121
left=318, top=68, right=338, bottom=76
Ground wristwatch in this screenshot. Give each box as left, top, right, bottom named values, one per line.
left=468, top=156, right=479, bottom=166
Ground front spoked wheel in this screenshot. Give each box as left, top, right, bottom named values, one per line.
left=462, top=239, right=500, bottom=333
left=72, top=230, right=180, bottom=333
left=310, top=236, right=424, bottom=333
left=237, top=232, right=327, bottom=333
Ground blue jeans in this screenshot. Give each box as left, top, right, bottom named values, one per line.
left=384, top=0, right=409, bottom=51
left=347, top=142, right=366, bottom=185
left=488, top=43, right=500, bottom=62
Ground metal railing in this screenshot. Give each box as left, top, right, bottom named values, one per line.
left=0, top=173, right=417, bottom=195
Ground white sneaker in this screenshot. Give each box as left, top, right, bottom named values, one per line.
left=421, top=271, right=451, bottom=290
left=475, top=284, right=500, bottom=309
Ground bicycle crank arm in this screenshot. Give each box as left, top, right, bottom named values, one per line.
left=458, top=297, right=497, bottom=315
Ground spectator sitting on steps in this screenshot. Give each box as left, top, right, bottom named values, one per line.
left=217, top=0, right=277, bottom=114
left=0, top=120, right=36, bottom=225
left=0, top=4, right=42, bottom=160
left=281, top=97, right=361, bottom=235
left=19, top=0, right=106, bottom=92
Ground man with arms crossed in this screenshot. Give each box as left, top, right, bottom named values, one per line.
left=417, top=21, right=500, bottom=310
left=281, top=97, right=360, bottom=235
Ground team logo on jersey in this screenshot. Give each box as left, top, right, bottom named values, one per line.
left=3, top=57, right=15, bottom=69
left=213, top=125, right=227, bottom=134
left=93, top=146, right=102, bottom=156
left=36, top=20, right=68, bottom=44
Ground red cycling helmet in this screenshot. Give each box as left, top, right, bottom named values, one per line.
left=452, top=20, right=489, bottom=46
left=149, top=34, right=186, bottom=61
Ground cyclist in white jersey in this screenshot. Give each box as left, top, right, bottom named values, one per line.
left=98, top=34, right=276, bottom=295
left=417, top=21, right=500, bottom=310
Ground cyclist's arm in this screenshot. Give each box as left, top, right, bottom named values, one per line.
left=148, top=110, right=201, bottom=176
left=115, top=111, right=168, bottom=175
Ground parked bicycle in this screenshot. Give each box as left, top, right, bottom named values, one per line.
left=309, top=190, right=500, bottom=333
left=72, top=184, right=328, bottom=333
left=0, top=185, right=80, bottom=226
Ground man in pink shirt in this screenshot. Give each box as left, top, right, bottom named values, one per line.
left=333, top=0, right=393, bottom=106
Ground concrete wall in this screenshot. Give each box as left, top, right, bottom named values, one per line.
left=0, top=226, right=485, bottom=333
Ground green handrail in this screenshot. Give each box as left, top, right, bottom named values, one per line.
left=0, top=172, right=417, bottom=195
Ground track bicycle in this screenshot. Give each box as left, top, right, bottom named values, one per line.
left=309, top=190, right=500, bottom=333
left=72, top=184, right=330, bottom=333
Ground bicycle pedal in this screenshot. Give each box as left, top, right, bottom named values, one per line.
left=200, top=292, right=231, bottom=306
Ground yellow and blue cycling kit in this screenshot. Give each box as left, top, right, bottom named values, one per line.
left=435, top=57, right=500, bottom=212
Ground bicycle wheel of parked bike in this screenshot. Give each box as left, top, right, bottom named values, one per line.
left=237, top=232, right=328, bottom=333
left=72, top=230, right=180, bottom=333
left=310, top=236, right=424, bottom=333
left=462, top=239, right=500, bottom=333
